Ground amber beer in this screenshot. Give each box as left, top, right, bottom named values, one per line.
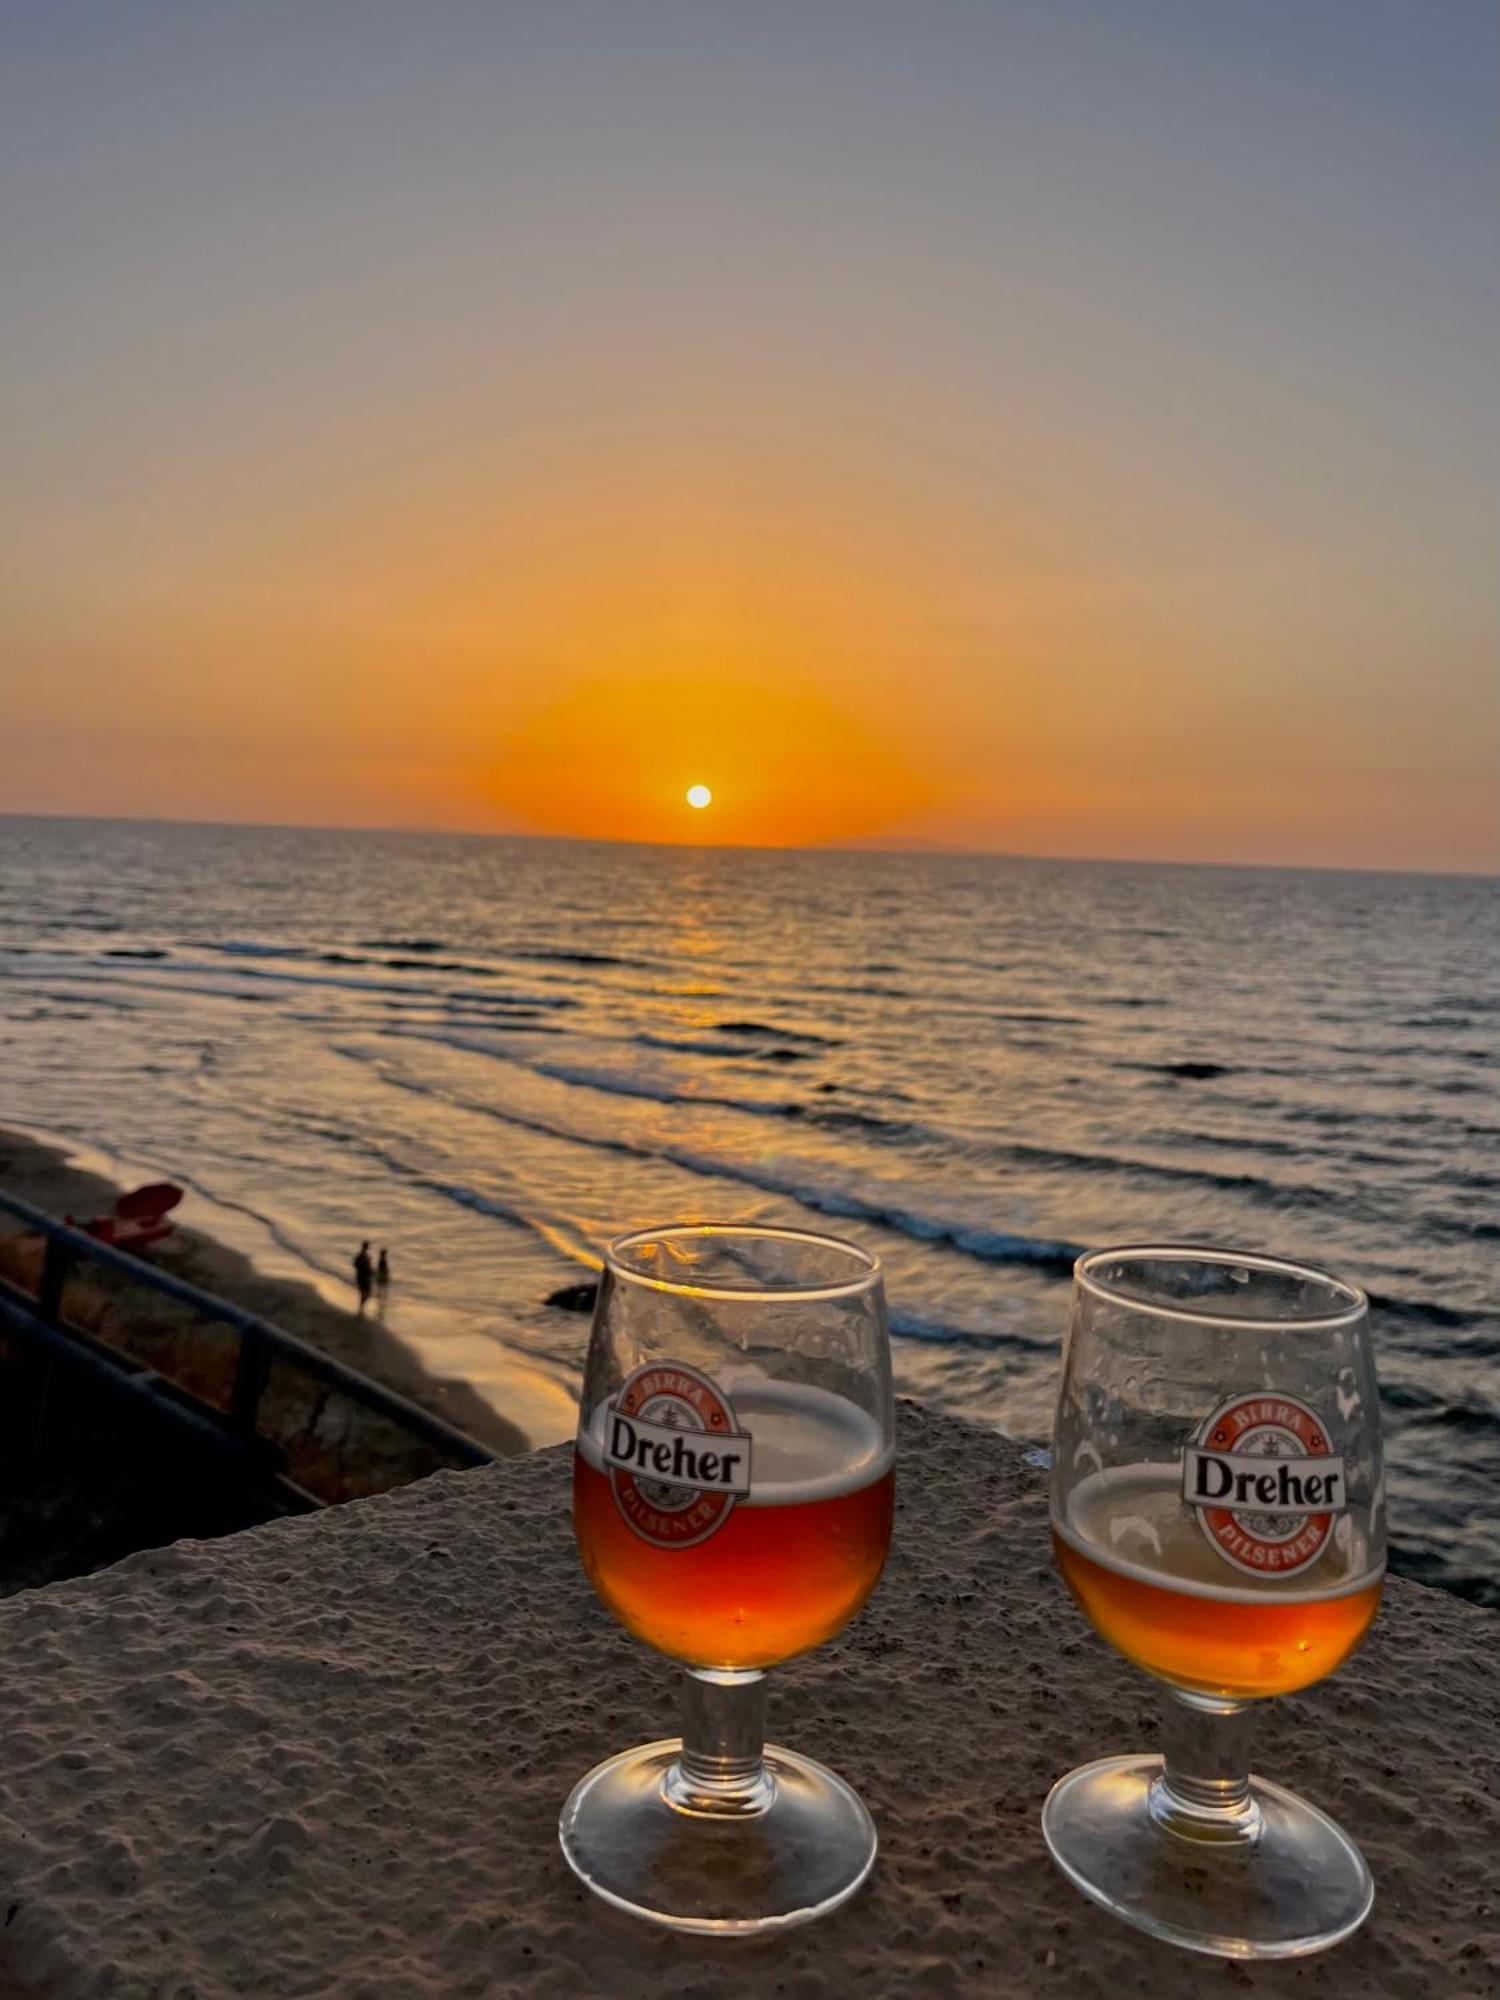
left=1053, top=1465, right=1383, bottom=1699
left=574, top=1379, right=894, bottom=1671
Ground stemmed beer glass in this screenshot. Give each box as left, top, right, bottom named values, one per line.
left=560, top=1224, right=895, bottom=1933
left=1044, top=1246, right=1386, bottom=1958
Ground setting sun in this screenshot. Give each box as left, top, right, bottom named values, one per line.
left=686, top=784, right=712, bottom=811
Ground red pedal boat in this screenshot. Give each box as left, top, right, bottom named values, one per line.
left=68, top=1181, right=184, bottom=1252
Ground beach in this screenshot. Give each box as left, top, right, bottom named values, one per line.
left=0, top=1125, right=527, bottom=1463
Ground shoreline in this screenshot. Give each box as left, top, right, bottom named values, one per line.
left=0, top=1127, right=529, bottom=1461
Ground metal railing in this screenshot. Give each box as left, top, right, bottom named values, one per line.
left=0, top=1189, right=495, bottom=1509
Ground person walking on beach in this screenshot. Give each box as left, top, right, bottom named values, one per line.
left=353, top=1240, right=374, bottom=1314
left=376, top=1246, right=391, bottom=1293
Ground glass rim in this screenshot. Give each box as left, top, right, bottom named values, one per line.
left=604, top=1222, right=882, bottom=1303
left=1074, top=1242, right=1368, bottom=1330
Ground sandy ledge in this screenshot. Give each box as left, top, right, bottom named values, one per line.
left=0, top=1402, right=1493, bottom=1998
left=0, top=1126, right=528, bottom=1461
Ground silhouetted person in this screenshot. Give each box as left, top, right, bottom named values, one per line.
left=353, top=1240, right=373, bottom=1314
left=376, top=1247, right=391, bottom=1292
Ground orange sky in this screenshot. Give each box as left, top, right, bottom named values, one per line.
left=2, top=5, right=1495, bottom=872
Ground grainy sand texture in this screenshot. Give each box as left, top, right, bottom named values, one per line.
left=0, top=1402, right=1493, bottom=1998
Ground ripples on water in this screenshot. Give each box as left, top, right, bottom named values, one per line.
left=0, top=818, right=1494, bottom=1602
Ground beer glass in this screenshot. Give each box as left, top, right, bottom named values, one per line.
left=560, top=1224, right=895, bottom=1932
left=1044, top=1247, right=1386, bottom=1958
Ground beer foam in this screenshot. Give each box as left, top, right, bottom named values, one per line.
left=579, top=1379, right=892, bottom=1505
left=1055, top=1464, right=1384, bottom=1606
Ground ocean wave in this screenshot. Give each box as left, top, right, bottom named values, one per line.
left=149, top=1161, right=351, bottom=1287
left=1280, top=1102, right=1500, bottom=1143
left=711, top=1020, right=843, bottom=1046
left=646, top=1148, right=1081, bottom=1271
left=988, top=1134, right=1358, bottom=1214
left=271, top=1110, right=549, bottom=1247
left=341, top=1047, right=643, bottom=1156
left=527, top=1057, right=772, bottom=1112
left=509, top=947, right=636, bottom=968
left=807, top=1105, right=931, bottom=1144
left=431, top=1047, right=933, bottom=1145
left=1135, top=1060, right=1232, bottom=1080
left=430, top=1177, right=542, bottom=1231
left=1417, top=1213, right=1500, bottom=1244
left=849, top=982, right=915, bottom=1000
left=345, top=1043, right=1084, bottom=1275
left=413, top=1014, right=564, bottom=1037
left=309, top=948, right=504, bottom=977
left=990, top=1008, right=1089, bottom=1026
left=1380, top=1379, right=1500, bottom=1431
left=887, top=1309, right=1057, bottom=1353
left=529, top=1065, right=934, bottom=1148
left=17, top=970, right=279, bottom=1009
left=377, top=1025, right=1382, bottom=1220
left=98, top=953, right=439, bottom=1001
left=207, top=940, right=309, bottom=959
left=77, top=951, right=575, bottom=1014
left=438, top=987, right=577, bottom=1011
left=1148, top=1125, right=1416, bottom=1171
left=1324, top=1037, right=1494, bottom=1064
left=388, top=956, right=499, bottom=976
left=1367, top=1292, right=1495, bottom=1335
left=633, top=1032, right=755, bottom=1058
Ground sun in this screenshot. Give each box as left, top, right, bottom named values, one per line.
left=685, top=784, right=712, bottom=810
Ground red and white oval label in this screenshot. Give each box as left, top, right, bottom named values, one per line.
left=1182, top=1392, right=1346, bottom=1578
left=603, top=1362, right=753, bottom=1550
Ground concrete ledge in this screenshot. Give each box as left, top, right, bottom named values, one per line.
left=0, top=1403, right=1494, bottom=1997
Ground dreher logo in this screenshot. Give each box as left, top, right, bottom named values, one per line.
left=603, top=1361, right=753, bottom=1550
left=1182, top=1392, right=1346, bottom=1578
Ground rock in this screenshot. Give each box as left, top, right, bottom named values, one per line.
left=0, top=1403, right=1490, bottom=1998
left=545, top=1283, right=599, bottom=1314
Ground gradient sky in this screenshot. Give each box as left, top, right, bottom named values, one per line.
left=2, top=1, right=1495, bottom=868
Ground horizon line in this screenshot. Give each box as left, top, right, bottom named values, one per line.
left=0, top=807, right=1493, bottom=882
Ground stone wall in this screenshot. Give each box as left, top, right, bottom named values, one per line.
left=0, top=1403, right=1493, bottom=1997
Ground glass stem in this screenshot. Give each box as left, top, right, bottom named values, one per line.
left=1148, top=1689, right=1262, bottom=1847
left=663, top=1668, right=776, bottom=1817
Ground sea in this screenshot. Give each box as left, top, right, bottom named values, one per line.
left=0, top=817, right=1494, bottom=1603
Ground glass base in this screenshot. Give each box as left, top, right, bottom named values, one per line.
left=1042, top=1754, right=1373, bottom=1960
left=559, top=1737, right=877, bottom=1934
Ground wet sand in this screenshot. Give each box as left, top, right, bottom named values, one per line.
left=0, top=1126, right=527, bottom=1460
